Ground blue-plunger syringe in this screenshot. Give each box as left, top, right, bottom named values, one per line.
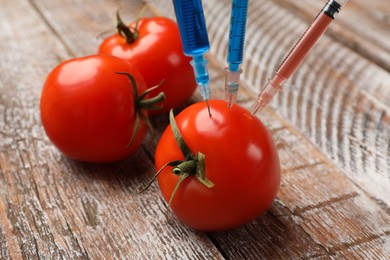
left=225, top=0, right=249, bottom=108
left=172, top=0, right=211, bottom=116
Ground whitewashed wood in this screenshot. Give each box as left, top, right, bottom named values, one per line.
left=272, top=0, right=390, bottom=72
left=1, top=0, right=389, bottom=258
left=0, top=0, right=223, bottom=258
left=147, top=0, right=390, bottom=204
left=146, top=0, right=390, bottom=258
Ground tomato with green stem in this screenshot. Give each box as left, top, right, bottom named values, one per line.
left=40, top=54, right=164, bottom=163
left=152, top=100, right=280, bottom=231
left=98, top=14, right=196, bottom=115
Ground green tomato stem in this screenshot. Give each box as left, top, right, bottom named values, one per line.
left=137, top=109, right=214, bottom=209
left=116, top=11, right=139, bottom=44
left=172, top=160, right=197, bottom=175
left=138, top=92, right=166, bottom=109
left=166, top=110, right=214, bottom=207
left=115, top=72, right=165, bottom=147
left=169, top=110, right=194, bottom=160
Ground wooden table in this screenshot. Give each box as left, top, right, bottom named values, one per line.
left=1, top=0, right=389, bottom=258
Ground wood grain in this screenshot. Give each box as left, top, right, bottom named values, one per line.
left=0, top=0, right=222, bottom=258
left=147, top=0, right=390, bottom=257
left=1, top=0, right=389, bottom=258
left=272, top=0, right=390, bottom=72
left=147, top=0, right=390, bottom=207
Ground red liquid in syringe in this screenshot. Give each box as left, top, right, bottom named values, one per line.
left=276, top=12, right=333, bottom=81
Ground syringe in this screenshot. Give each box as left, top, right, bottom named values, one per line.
left=251, top=0, right=349, bottom=116
left=225, top=0, right=249, bottom=108
left=172, top=0, right=212, bottom=116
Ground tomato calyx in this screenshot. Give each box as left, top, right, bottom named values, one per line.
left=116, top=72, right=165, bottom=147
left=116, top=11, right=140, bottom=44
left=139, top=110, right=214, bottom=206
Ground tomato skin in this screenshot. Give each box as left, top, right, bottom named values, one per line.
left=40, top=55, right=148, bottom=163
left=155, top=100, right=280, bottom=231
left=98, top=17, right=196, bottom=115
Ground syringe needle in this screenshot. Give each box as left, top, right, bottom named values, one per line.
left=191, top=57, right=211, bottom=117
left=226, top=92, right=236, bottom=109
left=205, top=99, right=211, bottom=117
left=197, top=80, right=212, bottom=117
left=250, top=0, right=349, bottom=116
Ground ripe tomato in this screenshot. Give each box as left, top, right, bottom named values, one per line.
left=98, top=16, right=196, bottom=115
left=154, top=100, right=280, bottom=231
left=40, top=54, right=155, bottom=163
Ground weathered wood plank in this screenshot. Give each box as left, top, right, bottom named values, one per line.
left=1, top=0, right=389, bottom=258
left=148, top=0, right=390, bottom=207
left=273, top=0, right=390, bottom=72
left=208, top=206, right=330, bottom=259
left=206, top=111, right=390, bottom=258
left=147, top=0, right=390, bottom=258
left=0, top=0, right=223, bottom=258
left=30, top=0, right=155, bottom=57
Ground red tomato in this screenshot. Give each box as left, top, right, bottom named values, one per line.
left=40, top=55, right=151, bottom=163
left=154, top=100, right=280, bottom=231
left=98, top=16, right=196, bottom=115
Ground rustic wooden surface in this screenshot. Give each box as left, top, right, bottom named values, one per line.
left=1, top=0, right=389, bottom=259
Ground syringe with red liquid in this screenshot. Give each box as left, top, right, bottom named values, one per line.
left=251, top=0, right=349, bottom=116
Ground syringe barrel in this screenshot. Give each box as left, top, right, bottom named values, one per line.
left=276, top=0, right=346, bottom=80
left=227, top=0, right=249, bottom=71
left=172, top=0, right=210, bottom=56
left=251, top=0, right=349, bottom=115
